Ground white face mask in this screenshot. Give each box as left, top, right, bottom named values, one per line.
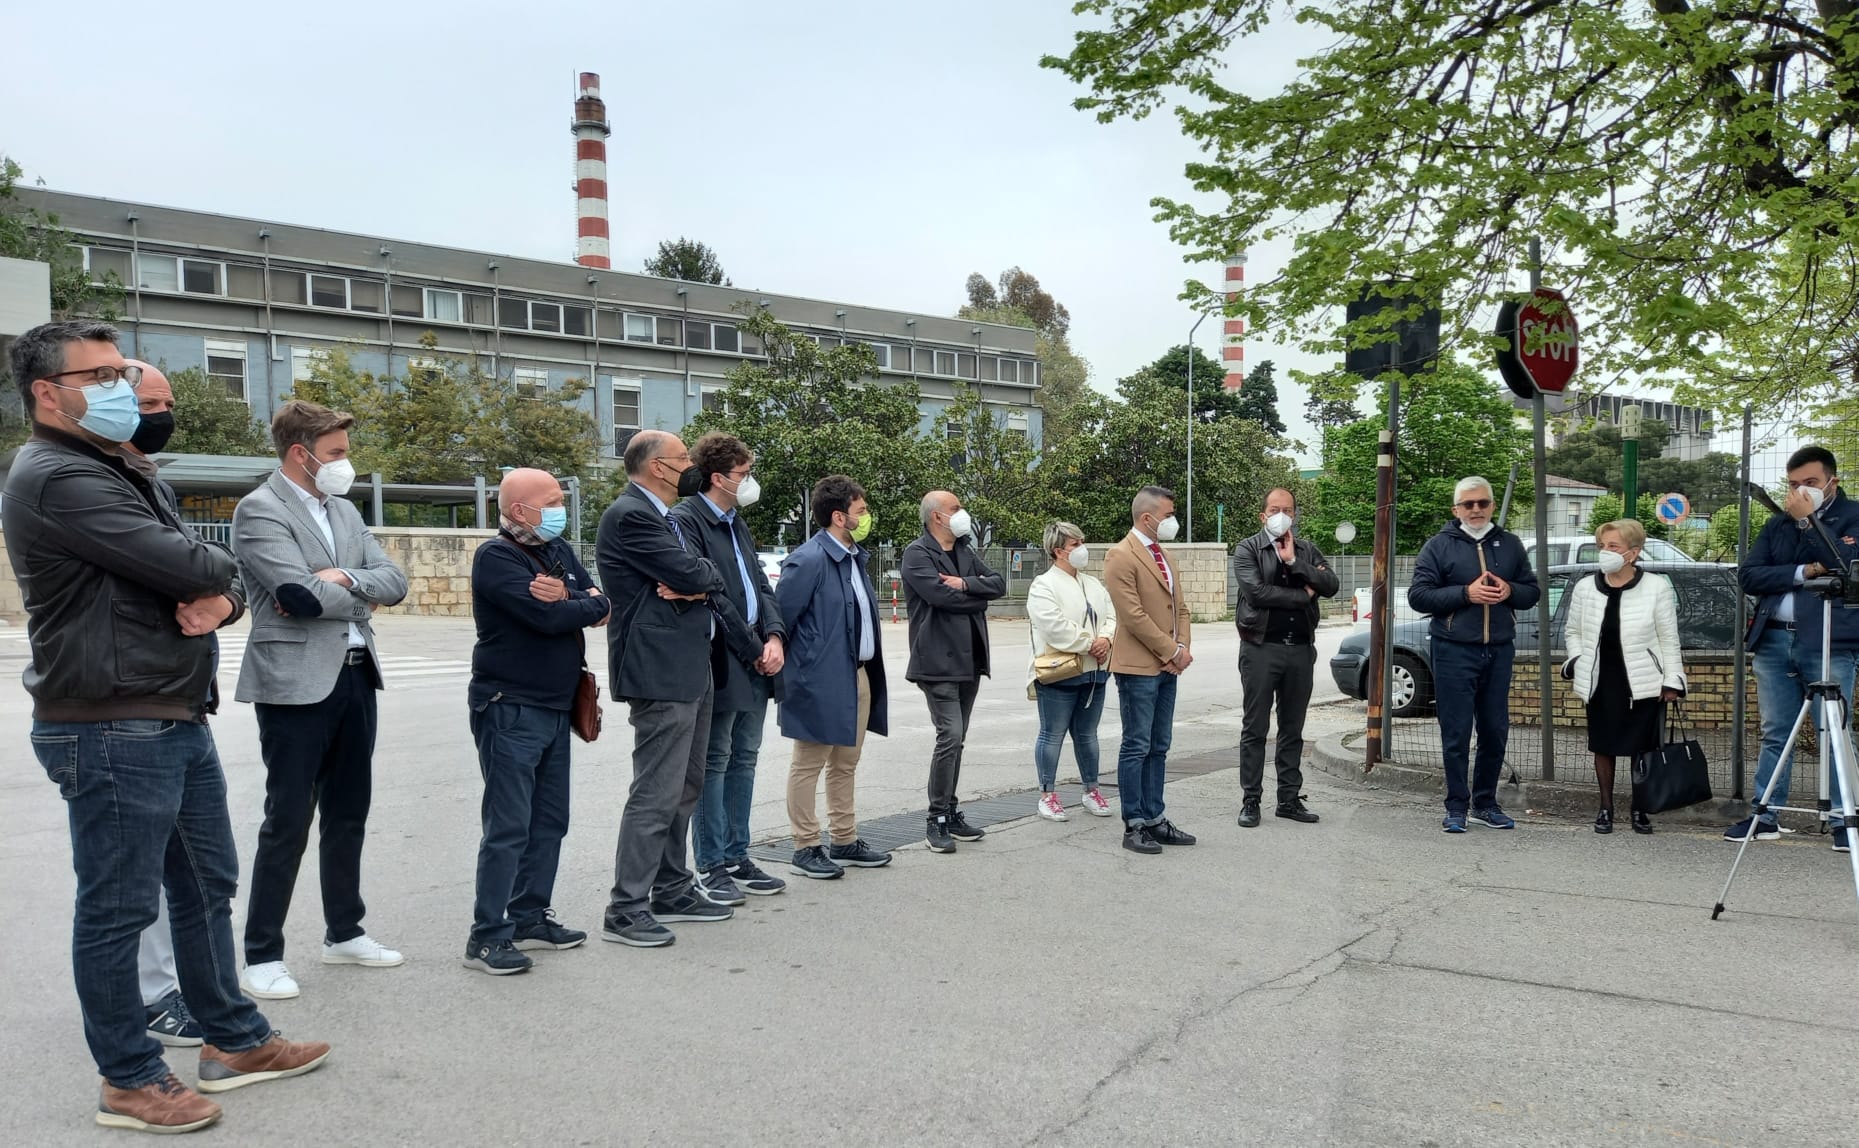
left=310, top=453, right=356, bottom=498
left=1264, top=512, right=1293, bottom=539
left=1068, top=545, right=1089, bottom=568
left=732, top=475, right=761, bottom=509
left=1461, top=521, right=1494, bottom=541
left=1596, top=550, right=1628, bottom=574
left=947, top=509, right=974, bottom=539
left=1802, top=485, right=1826, bottom=512
left=1154, top=515, right=1180, bottom=542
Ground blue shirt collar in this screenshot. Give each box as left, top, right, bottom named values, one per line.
left=632, top=482, right=670, bottom=517
left=700, top=492, right=733, bottom=522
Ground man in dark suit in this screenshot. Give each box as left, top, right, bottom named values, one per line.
left=595, top=430, right=731, bottom=947
left=669, top=433, right=791, bottom=904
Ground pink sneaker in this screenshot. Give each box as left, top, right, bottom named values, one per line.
left=1081, top=788, right=1113, bottom=817
left=1037, top=793, right=1069, bottom=822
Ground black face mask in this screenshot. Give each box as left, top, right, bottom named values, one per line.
left=674, top=462, right=704, bottom=498
left=128, top=411, right=176, bottom=455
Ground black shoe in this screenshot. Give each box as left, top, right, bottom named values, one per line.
left=696, top=865, right=748, bottom=907
left=948, top=811, right=986, bottom=841
left=145, top=990, right=203, bottom=1048
left=462, top=939, right=533, bottom=976
left=1122, top=826, right=1163, bottom=855
left=649, top=887, right=734, bottom=923
left=1275, top=796, right=1320, bottom=824
left=511, top=910, right=587, bottom=951
left=1631, top=809, right=1653, bottom=835
left=1237, top=799, right=1262, bottom=829
left=789, top=846, right=845, bottom=880
left=926, top=816, right=958, bottom=854
left=1150, top=819, right=1197, bottom=846
left=1594, top=808, right=1614, bottom=835
left=729, top=858, right=788, bottom=895
left=829, top=838, right=894, bottom=868
left=600, top=910, right=674, bottom=948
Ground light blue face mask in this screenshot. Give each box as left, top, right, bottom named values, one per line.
left=537, top=506, right=569, bottom=540
left=58, top=381, right=141, bottom=443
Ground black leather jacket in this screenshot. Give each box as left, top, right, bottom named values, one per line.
left=2, top=427, right=240, bottom=721
left=1232, top=530, right=1340, bottom=642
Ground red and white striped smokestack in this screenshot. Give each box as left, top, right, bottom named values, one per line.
left=1222, top=250, right=1247, bottom=390
left=572, top=72, right=612, bottom=269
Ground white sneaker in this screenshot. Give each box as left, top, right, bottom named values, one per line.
left=1038, top=793, right=1069, bottom=822
left=1081, top=788, right=1114, bottom=817
left=321, top=934, right=405, bottom=968
left=240, top=961, right=299, bottom=1000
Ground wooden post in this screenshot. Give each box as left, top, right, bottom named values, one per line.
left=1365, top=428, right=1395, bottom=771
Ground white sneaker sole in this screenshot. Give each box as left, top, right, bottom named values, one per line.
left=1081, top=804, right=1114, bottom=817
left=97, top=1109, right=221, bottom=1134
left=1037, top=804, right=1069, bottom=822
left=195, top=1048, right=331, bottom=1093
left=239, top=979, right=299, bottom=1001
left=149, top=1029, right=205, bottom=1049
left=320, top=952, right=405, bottom=968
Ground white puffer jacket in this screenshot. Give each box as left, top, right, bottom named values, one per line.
left=1025, top=565, right=1118, bottom=699
left=1561, top=570, right=1686, bottom=703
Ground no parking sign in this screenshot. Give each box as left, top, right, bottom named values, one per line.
left=1655, top=492, right=1690, bottom=526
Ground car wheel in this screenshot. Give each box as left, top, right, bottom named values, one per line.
left=1391, top=652, right=1430, bottom=717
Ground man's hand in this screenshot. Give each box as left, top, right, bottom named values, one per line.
left=656, top=583, right=706, bottom=602
left=755, top=635, right=786, bottom=675
left=591, top=600, right=612, bottom=628
left=1088, top=636, right=1111, bottom=661
left=313, top=568, right=353, bottom=587
left=1275, top=535, right=1296, bottom=563
left=176, top=595, right=235, bottom=637
left=529, top=575, right=568, bottom=602
left=1806, top=562, right=1830, bottom=579
left=1660, top=687, right=1681, bottom=702
left=1467, top=577, right=1505, bottom=605
left=1304, top=585, right=1317, bottom=598
left=1485, top=574, right=1512, bottom=601
left=1785, top=486, right=1820, bottom=521
left=1172, top=646, right=1194, bottom=673
left=938, top=573, right=967, bottom=592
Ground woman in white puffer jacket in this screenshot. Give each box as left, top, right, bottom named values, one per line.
left=1561, top=519, right=1686, bottom=835
left=1025, top=521, right=1117, bottom=823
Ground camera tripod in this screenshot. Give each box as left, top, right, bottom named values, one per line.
left=1713, top=591, right=1859, bottom=923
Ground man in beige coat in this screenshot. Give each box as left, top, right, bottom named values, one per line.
left=1102, top=485, right=1196, bottom=855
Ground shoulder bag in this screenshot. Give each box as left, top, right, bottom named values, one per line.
left=1033, top=580, right=1095, bottom=685
left=1631, top=702, right=1711, bottom=814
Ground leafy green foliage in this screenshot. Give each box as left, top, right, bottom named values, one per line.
left=936, top=385, right=1044, bottom=545
left=1231, top=359, right=1286, bottom=437
left=0, top=155, right=124, bottom=323
left=1546, top=418, right=1743, bottom=516
left=643, top=238, right=728, bottom=286
left=957, top=268, right=1091, bottom=447
left=165, top=368, right=270, bottom=456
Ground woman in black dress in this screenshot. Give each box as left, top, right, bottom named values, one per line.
left=1561, top=520, right=1686, bottom=834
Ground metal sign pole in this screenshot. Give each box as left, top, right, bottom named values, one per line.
left=1530, top=237, right=1555, bottom=781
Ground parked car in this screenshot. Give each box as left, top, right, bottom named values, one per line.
left=1523, top=535, right=1695, bottom=566
left=1330, top=562, right=1747, bottom=717
left=757, top=551, right=784, bottom=588
left=1352, top=586, right=1420, bottom=624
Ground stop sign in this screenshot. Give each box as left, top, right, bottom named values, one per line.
left=1495, top=288, right=1579, bottom=400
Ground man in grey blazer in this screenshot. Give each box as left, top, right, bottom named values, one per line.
left=231, top=400, right=409, bottom=1000
left=595, top=429, right=731, bottom=948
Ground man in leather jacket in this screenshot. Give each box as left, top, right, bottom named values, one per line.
left=3, top=321, right=329, bottom=1134
left=1232, top=488, right=1339, bottom=827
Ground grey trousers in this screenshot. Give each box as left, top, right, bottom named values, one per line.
left=1238, top=640, right=1316, bottom=805
left=610, top=687, right=713, bottom=914
left=921, top=679, right=980, bottom=817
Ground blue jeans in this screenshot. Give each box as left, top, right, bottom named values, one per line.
left=1114, top=672, right=1177, bottom=827
left=1431, top=640, right=1514, bottom=816
left=1034, top=675, right=1108, bottom=791
left=31, top=719, right=272, bottom=1088
left=1750, top=629, right=1858, bottom=815
left=693, top=678, right=770, bottom=872
left=469, top=702, right=573, bottom=944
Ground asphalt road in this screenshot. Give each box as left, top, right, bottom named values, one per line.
left=3, top=615, right=1855, bottom=1145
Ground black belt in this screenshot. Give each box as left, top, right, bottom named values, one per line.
left=1769, top=620, right=1796, bottom=631
left=343, top=648, right=372, bottom=666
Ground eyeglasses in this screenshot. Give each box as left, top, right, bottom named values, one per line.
left=43, top=365, right=143, bottom=390
left=1457, top=499, right=1493, bottom=510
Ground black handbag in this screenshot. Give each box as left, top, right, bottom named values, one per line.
left=1632, top=703, right=1713, bottom=814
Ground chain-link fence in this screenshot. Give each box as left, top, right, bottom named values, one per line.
left=1378, top=407, right=1854, bottom=805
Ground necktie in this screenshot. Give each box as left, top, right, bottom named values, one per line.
left=1147, top=542, right=1169, bottom=584
left=666, top=512, right=687, bottom=550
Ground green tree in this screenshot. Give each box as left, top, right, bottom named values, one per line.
left=1119, top=343, right=1243, bottom=422
left=166, top=367, right=270, bottom=455
left=686, top=308, right=942, bottom=550
left=1637, top=452, right=1744, bottom=518
left=1044, top=2, right=1859, bottom=418
left=1300, top=369, right=1361, bottom=433
left=958, top=267, right=1091, bottom=447
left=1588, top=493, right=1671, bottom=543
left=1306, top=363, right=1532, bottom=555
left=937, top=384, right=1044, bottom=546
left=1705, top=505, right=1747, bottom=561
left=1546, top=420, right=1673, bottom=489
left=1231, top=358, right=1286, bottom=437
left=643, top=238, right=728, bottom=286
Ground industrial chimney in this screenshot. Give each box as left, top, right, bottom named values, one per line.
left=1222, top=250, right=1247, bottom=390
left=572, top=72, right=612, bottom=269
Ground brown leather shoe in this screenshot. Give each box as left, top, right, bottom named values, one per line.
left=197, top=1033, right=331, bottom=1094
left=97, top=1073, right=222, bottom=1133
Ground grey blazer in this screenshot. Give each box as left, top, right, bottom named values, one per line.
left=232, top=470, right=410, bottom=706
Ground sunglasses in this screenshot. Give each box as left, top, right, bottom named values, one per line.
left=1457, top=499, right=1493, bottom=510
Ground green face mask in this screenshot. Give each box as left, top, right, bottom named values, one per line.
left=849, top=511, right=874, bottom=543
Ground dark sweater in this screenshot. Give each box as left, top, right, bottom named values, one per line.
left=469, top=533, right=608, bottom=710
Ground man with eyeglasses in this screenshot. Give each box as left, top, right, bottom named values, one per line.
left=3, top=322, right=329, bottom=1134
left=1408, top=475, right=1541, bottom=834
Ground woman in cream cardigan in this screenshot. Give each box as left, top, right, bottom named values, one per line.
left=1562, top=519, right=1685, bottom=834
left=1026, top=521, right=1118, bottom=822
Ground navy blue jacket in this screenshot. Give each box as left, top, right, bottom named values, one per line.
left=1408, top=521, right=1542, bottom=645
left=469, top=533, right=608, bottom=710
left=1741, top=488, right=1859, bottom=652
left=775, top=530, right=889, bottom=747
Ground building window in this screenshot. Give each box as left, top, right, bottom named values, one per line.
left=609, top=379, right=642, bottom=445
left=656, top=316, right=682, bottom=346
left=425, top=289, right=462, bottom=323
left=866, top=342, right=889, bottom=369
left=816, top=335, right=840, bottom=349
left=892, top=344, right=914, bottom=372
left=137, top=253, right=178, bottom=292
left=205, top=339, right=247, bottom=402
left=713, top=325, right=740, bottom=354
left=1005, top=409, right=1030, bottom=436
left=86, top=247, right=131, bottom=283
left=499, top=296, right=529, bottom=330
left=701, top=388, right=726, bottom=413
left=687, top=323, right=712, bottom=351
left=513, top=367, right=548, bottom=398
left=226, top=264, right=264, bottom=300
left=1023, top=361, right=1037, bottom=387
left=464, top=293, right=494, bottom=325
left=999, top=359, right=1019, bottom=384
left=740, top=330, right=763, bottom=357
left=270, top=269, right=306, bottom=305
left=957, top=353, right=977, bottom=380
left=407, top=357, right=444, bottom=385
left=624, top=313, right=655, bottom=343
left=979, top=355, right=998, bottom=382
left=181, top=260, right=223, bottom=295
left=389, top=283, right=423, bottom=318
left=564, top=305, right=591, bottom=337
left=530, top=301, right=562, bottom=333
left=309, top=275, right=348, bottom=309
left=349, top=280, right=384, bottom=314
left=934, top=350, right=956, bottom=376
left=290, top=347, right=320, bottom=385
